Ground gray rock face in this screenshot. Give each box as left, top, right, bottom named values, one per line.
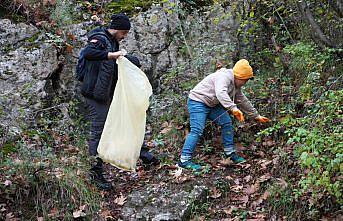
left=0, top=19, right=61, bottom=133
left=120, top=3, right=239, bottom=91
left=120, top=5, right=179, bottom=89
left=0, top=45, right=60, bottom=132
left=0, top=2, right=240, bottom=133
left=122, top=185, right=208, bottom=221
left=0, top=19, right=40, bottom=53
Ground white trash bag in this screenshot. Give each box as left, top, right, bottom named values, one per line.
left=97, top=56, right=152, bottom=171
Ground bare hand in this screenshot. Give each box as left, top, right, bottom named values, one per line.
left=108, top=51, right=125, bottom=60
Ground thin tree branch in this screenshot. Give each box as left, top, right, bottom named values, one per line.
left=274, top=6, right=294, bottom=43
left=176, top=1, right=193, bottom=59
left=328, top=0, right=343, bottom=18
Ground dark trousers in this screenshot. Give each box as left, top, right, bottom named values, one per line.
left=84, top=97, right=151, bottom=167
left=85, top=97, right=110, bottom=156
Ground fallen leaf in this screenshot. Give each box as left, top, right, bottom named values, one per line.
left=260, top=160, right=273, bottom=169
left=91, top=15, right=100, bottom=22
left=243, top=175, right=252, bottom=183
left=236, top=143, right=247, bottom=151
left=160, top=127, right=172, bottom=134
left=37, top=217, right=44, bottom=221
left=247, top=218, right=265, bottom=221
left=231, top=185, right=243, bottom=192
left=255, top=150, right=265, bottom=158
left=234, top=178, right=240, bottom=185
left=55, top=29, right=63, bottom=36
left=251, top=197, right=264, bottom=208
left=225, top=175, right=234, bottom=180
left=262, top=190, right=271, bottom=200
left=6, top=213, right=14, bottom=219
left=100, top=209, right=112, bottom=218
left=161, top=121, right=169, bottom=128
left=5, top=212, right=19, bottom=221
left=4, top=180, right=12, bottom=186
left=43, top=0, right=56, bottom=6
left=210, top=187, right=222, bottom=199
left=219, top=158, right=233, bottom=166
left=243, top=163, right=251, bottom=169
left=208, top=207, right=217, bottom=214
left=223, top=205, right=241, bottom=215
left=79, top=204, right=87, bottom=211
left=264, top=140, right=275, bottom=147
left=190, top=216, right=206, bottom=221
left=73, top=210, right=86, bottom=218
left=272, top=156, right=280, bottom=165
left=176, top=176, right=191, bottom=184
left=276, top=178, right=288, bottom=189
left=258, top=173, right=272, bottom=183
left=48, top=208, right=58, bottom=217
left=114, top=194, right=127, bottom=206
left=171, top=167, right=183, bottom=178
left=235, top=195, right=249, bottom=204
left=67, top=33, right=77, bottom=41
left=243, top=183, right=259, bottom=195
left=65, top=43, right=73, bottom=54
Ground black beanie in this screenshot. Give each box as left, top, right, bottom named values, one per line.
left=109, top=14, right=131, bottom=30
left=125, top=55, right=141, bottom=68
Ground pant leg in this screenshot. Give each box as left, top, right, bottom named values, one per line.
left=208, top=105, right=235, bottom=155
left=84, top=97, right=110, bottom=157
left=180, top=99, right=210, bottom=162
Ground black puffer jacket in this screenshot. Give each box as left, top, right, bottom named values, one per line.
left=81, top=27, right=119, bottom=103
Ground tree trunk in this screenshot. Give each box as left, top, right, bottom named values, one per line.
left=297, top=0, right=336, bottom=48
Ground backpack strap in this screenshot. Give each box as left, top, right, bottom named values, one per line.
left=88, top=32, right=115, bottom=51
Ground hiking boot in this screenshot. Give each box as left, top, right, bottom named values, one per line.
left=89, top=168, right=113, bottom=191
left=178, top=160, right=202, bottom=171
left=140, top=148, right=160, bottom=166
left=227, top=152, right=246, bottom=163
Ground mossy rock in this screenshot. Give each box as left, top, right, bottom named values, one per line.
left=105, top=0, right=159, bottom=16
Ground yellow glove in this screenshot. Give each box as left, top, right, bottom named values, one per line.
left=232, top=108, right=245, bottom=122
left=256, top=115, right=271, bottom=123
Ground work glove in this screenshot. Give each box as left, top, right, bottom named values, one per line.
left=231, top=107, right=245, bottom=122
left=255, top=115, right=271, bottom=123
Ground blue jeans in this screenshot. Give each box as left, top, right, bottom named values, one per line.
left=180, top=99, right=235, bottom=162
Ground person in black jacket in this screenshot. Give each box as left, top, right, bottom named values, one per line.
left=81, top=14, right=158, bottom=191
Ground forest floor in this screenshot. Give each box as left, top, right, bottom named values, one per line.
left=98, top=127, right=297, bottom=220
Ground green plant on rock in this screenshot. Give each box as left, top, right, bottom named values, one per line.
left=105, top=0, right=160, bottom=16
left=50, top=0, right=75, bottom=27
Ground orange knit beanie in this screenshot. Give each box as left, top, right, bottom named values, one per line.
left=233, top=59, right=254, bottom=80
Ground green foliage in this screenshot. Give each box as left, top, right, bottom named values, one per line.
left=283, top=42, right=338, bottom=74
left=266, top=184, right=301, bottom=218
left=179, top=0, right=214, bottom=12
left=256, top=89, right=342, bottom=219
left=105, top=0, right=160, bottom=16
left=0, top=95, right=97, bottom=220
left=50, top=0, right=75, bottom=27
left=0, top=127, right=99, bottom=220
left=291, top=90, right=343, bottom=204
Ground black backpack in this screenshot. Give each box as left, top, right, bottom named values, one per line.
left=75, top=32, right=113, bottom=82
